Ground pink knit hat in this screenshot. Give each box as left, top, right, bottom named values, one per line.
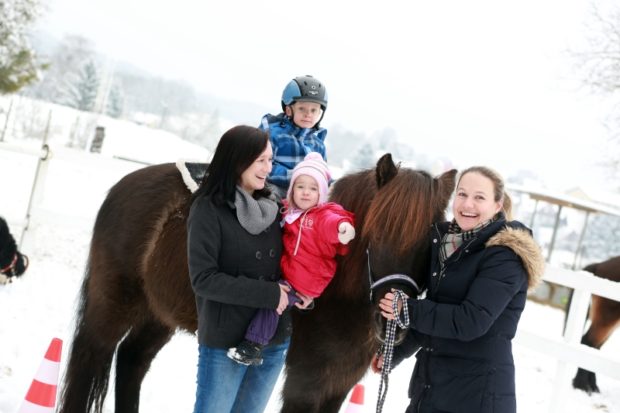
left=287, top=152, right=331, bottom=207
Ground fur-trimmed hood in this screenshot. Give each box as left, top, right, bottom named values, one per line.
left=486, top=226, right=545, bottom=291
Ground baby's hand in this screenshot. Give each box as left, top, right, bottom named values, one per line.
left=338, top=222, right=355, bottom=244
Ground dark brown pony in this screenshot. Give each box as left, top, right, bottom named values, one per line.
left=58, top=153, right=456, bottom=413
left=572, top=255, right=620, bottom=394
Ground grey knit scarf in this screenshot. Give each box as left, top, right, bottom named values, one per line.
left=234, top=186, right=279, bottom=235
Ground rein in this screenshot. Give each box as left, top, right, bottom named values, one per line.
left=377, top=290, right=410, bottom=413
left=366, top=247, right=418, bottom=413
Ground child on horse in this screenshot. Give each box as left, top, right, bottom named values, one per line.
left=259, top=75, right=328, bottom=198
left=228, top=152, right=355, bottom=366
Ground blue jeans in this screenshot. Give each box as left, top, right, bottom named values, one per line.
left=193, top=339, right=289, bottom=413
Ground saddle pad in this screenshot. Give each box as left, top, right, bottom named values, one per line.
left=176, top=160, right=208, bottom=193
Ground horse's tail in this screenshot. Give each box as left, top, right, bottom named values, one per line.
left=57, top=264, right=115, bottom=413
left=582, top=263, right=598, bottom=274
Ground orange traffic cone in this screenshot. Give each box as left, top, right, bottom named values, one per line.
left=18, top=337, right=63, bottom=413
left=345, top=383, right=365, bottom=413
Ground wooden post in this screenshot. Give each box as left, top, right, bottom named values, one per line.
left=90, top=126, right=105, bottom=153
left=19, top=110, right=53, bottom=249
left=0, top=97, right=14, bottom=142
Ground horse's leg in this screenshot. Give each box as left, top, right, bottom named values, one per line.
left=321, top=394, right=350, bottom=412
left=573, top=295, right=620, bottom=394
left=280, top=369, right=321, bottom=413
left=280, top=388, right=348, bottom=413
left=284, top=358, right=365, bottom=413
left=281, top=308, right=373, bottom=413
left=114, top=319, right=174, bottom=413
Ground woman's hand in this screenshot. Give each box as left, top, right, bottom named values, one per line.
left=294, top=292, right=314, bottom=310
left=378, top=290, right=408, bottom=320
left=277, top=283, right=290, bottom=315
left=370, top=353, right=384, bottom=373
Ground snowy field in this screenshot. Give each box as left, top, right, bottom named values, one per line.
left=1, top=142, right=619, bottom=413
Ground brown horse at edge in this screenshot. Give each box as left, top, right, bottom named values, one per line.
left=572, top=255, right=620, bottom=394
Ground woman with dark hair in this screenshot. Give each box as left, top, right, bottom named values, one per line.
left=187, top=125, right=310, bottom=413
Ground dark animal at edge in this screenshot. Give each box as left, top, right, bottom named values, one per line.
left=57, top=153, right=456, bottom=413
left=571, top=255, right=620, bottom=394
left=0, top=216, right=29, bottom=283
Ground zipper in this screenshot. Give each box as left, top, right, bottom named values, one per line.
left=431, top=229, right=477, bottom=294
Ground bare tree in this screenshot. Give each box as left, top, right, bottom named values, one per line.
left=573, top=4, right=620, bottom=182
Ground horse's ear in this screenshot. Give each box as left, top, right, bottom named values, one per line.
left=435, top=169, right=458, bottom=210
left=376, top=153, right=398, bottom=188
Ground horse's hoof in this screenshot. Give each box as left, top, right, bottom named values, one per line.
left=572, top=377, right=600, bottom=395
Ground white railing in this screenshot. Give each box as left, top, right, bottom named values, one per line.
left=1, top=107, right=157, bottom=247
left=515, top=265, right=620, bottom=413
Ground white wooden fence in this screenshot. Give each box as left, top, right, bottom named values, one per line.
left=515, top=265, right=620, bottom=413
left=0, top=137, right=145, bottom=248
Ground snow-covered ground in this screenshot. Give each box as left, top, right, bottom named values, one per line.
left=1, top=141, right=619, bottom=413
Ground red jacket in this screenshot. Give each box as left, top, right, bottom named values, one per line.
left=281, top=202, right=354, bottom=297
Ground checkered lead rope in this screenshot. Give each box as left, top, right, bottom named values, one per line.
left=376, top=289, right=410, bottom=413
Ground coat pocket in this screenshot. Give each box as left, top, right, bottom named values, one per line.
left=481, top=392, right=516, bottom=413
left=431, top=357, right=497, bottom=413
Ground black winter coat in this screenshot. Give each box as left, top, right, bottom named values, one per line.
left=187, top=195, right=291, bottom=348
left=395, top=216, right=544, bottom=413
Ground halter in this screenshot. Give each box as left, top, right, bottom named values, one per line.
left=366, top=246, right=419, bottom=413
left=0, top=253, right=18, bottom=276
left=367, top=248, right=420, bottom=303
left=0, top=252, right=28, bottom=280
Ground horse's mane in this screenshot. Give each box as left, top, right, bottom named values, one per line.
left=363, top=169, right=436, bottom=257
left=330, top=165, right=444, bottom=258
left=330, top=169, right=377, bottom=226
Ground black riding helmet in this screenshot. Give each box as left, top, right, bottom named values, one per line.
left=281, top=75, right=328, bottom=112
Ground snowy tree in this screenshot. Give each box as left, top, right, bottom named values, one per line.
left=325, top=124, right=366, bottom=167
left=106, top=82, right=124, bottom=118
left=374, top=128, right=416, bottom=163
left=0, top=0, right=44, bottom=93
left=67, top=60, right=100, bottom=111
left=26, top=35, right=97, bottom=105
left=580, top=214, right=620, bottom=263
left=351, top=142, right=376, bottom=170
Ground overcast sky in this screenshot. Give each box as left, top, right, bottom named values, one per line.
left=35, top=0, right=618, bottom=192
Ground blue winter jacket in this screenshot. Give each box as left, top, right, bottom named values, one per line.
left=394, top=216, right=543, bottom=413
left=259, top=113, right=327, bottom=194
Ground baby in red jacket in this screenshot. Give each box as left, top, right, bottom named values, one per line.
left=228, top=152, right=355, bottom=366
